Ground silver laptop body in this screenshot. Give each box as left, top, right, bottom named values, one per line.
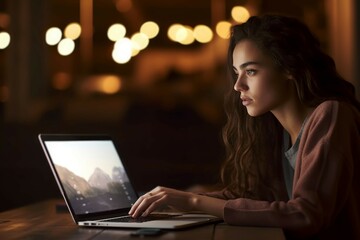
left=38, top=134, right=220, bottom=229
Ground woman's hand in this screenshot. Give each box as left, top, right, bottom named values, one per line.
left=128, top=186, right=196, bottom=218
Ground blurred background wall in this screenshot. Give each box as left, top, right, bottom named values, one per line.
left=0, top=0, right=359, bottom=211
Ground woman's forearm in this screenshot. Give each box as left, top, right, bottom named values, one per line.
left=190, top=194, right=227, bottom=218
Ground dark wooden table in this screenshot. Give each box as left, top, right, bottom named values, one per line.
left=0, top=199, right=286, bottom=239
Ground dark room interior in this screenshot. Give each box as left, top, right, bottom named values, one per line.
left=0, top=0, right=359, bottom=214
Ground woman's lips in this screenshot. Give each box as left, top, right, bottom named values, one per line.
left=241, top=97, right=252, bottom=106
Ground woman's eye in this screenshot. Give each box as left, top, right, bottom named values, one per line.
left=246, top=69, right=257, bottom=76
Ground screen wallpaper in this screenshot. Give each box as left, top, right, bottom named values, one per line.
left=45, top=140, right=137, bottom=215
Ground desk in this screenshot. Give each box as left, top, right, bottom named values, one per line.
left=0, top=199, right=285, bottom=239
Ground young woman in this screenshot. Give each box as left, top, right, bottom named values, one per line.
left=129, top=15, right=360, bottom=239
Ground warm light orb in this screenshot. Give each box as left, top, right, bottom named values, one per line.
left=107, top=23, right=126, bottom=42
left=140, top=21, right=159, bottom=39
left=193, top=25, right=213, bottom=43
left=57, top=38, right=75, bottom=56
left=175, top=26, right=187, bottom=42
left=216, top=21, right=231, bottom=39
left=131, top=32, right=149, bottom=50
left=0, top=32, right=10, bottom=49
left=112, top=37, right=132, bottom=64
left=99, top=75, right=122, bottom=94
left=131, top=47, right=140, bottom=57
left=45, top=27, right=62, bottom=46
left=167, top=24, right=183, bottom=42
left=177, top=26, right=194, bottom=45
left=64, top=22, right=82, bottom=40
left=231, top=6, right=250, bottom=23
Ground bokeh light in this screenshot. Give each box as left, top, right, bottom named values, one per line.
left=0, top=32, right=10, bottom=49
left=231, top=6, right=250, bottom=23
left=193, top=25, right=213, bottom=43
left=216, top=21, right=232, bottom=39
left=64, top=22, right=82, bottom=40
left=45, top=27, right=62, bottom=46
left=57, top=38, right=75, bottom=56
left=177, top=25, right=194, bottom=45
left=107, top=23, right=127, bottom=42
left=140, top=21, right=159, bottom=39
left=99, top=75, right=122, bottom=94
left=131, top=32, right=149, bottom=50
left=112, top=37, right=132, bottom=64
left=167, top=24, right=183, bottom=42
left=131, top=47, right=140, bottom=57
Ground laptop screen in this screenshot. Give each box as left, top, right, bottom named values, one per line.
left=43, top=139, right=138, bottom=215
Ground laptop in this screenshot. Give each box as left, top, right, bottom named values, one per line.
left=38, top=134, right=221, bottom=229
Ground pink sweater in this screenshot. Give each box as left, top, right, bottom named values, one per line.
left=206, top=101, right=360, bottom=239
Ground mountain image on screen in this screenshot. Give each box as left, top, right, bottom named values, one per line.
left=55, top=164, right=135, bottom=215
left=88, top=167, right=112, bottom=190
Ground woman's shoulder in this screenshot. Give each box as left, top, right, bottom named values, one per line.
left=308, top=100, right=360, bottom=127
left=315, top=100, right=348, bottom=110
left=301, top=100, right=360, bottom=153
left=312, top=100, right=359, bottom=117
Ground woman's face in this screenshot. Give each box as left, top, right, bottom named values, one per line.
left=232, top=40, right=292, bottom=117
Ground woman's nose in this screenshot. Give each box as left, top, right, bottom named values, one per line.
left=234, top=76, right=248, bottom=92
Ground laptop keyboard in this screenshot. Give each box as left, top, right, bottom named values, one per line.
left=102, top=214, right=181, bottom=223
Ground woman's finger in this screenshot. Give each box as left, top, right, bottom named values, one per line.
left=141, top=194, right=167, bottom=217
left=128, top=195, right=144, bottom=215
left=129, top=190, right=155, bottom=215
left=130, top=193, right=162, bottom=218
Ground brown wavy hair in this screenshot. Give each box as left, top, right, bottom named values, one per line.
left=221, top=15, right=360, bottom=200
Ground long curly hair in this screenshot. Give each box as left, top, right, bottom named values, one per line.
left=221, top=15, right=360, bottom=200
